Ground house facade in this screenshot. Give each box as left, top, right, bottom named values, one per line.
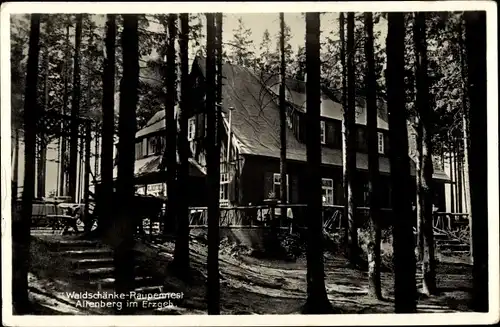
left=121, top=56, right=449, bottom=216
left=185, top=57, right=449, bottom=211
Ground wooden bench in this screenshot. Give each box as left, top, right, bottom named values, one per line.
left=45, top=214, right=80, bottom=235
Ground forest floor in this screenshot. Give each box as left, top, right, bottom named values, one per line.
left=27, top=234, right=473, bottom=315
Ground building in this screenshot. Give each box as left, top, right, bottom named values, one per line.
left=121, top=56, right=449, bottom=213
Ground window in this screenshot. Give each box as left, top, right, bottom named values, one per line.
left=135, top=141, right=143, bottom=159
left=188, top=117, right=196, bottom=141
left=322, top=178, right=334, bottom=205
left=148, top=135, right=165, bottom=155
left=273, top=173, right=289, bottom=201
left=320, top=121, right=326, bottom=144
left=377, top=132, right=384, bottom=154
left=220, top=172, right=230, bottom=206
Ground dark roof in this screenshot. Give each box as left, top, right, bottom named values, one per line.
left=194, top=56, right=448, bottom=181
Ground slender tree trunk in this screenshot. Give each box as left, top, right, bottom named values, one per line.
left=173, top=13, right=190, bottom=277
left=457, top=16, right=472, bottom=223
left=13, top=13, right=41, bottom=314
left=346, top=12, right=359, bottom=264
left=113, top=14, right=139, bottom=314
left=302, top=12, right=334, bottom=314
left=339, top=12, right=349, bottom=247
left=59, top=24, right=71, bottom=196
left=415, top=117, right=424, bottom=259
left=413, top=12, right=437, bottom=295
left=69, top=14, right=83, bottom=202
left=37, top=140, right=47, bottom=198
left=456, top=139, right=463, bottom=212
left=83, top=122, right=92, bottom=233
left=452, top=140, right=459, bottom=212
left=37, top=47, right=50, bottom=199
left=13, top=128, right=20, bottom=201
left=448, top=141, right=455, bottom=213
left=386, top=12, right=417, bottom=313
left=364, top=12, right=382, bottom=299
left=279, top=13, right=288, bottom=209
left=99, top=14, right=116, bottom=236
left=206, top=13, right=221, bottom=315
left=464, top=11, right=488, bottom=312
left=163, top=14, right=178, bottom=235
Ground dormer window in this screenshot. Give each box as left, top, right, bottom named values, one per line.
left=320, top=121, right=326, bottom=145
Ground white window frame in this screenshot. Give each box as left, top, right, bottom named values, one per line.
left=320, top=121, right=326, bottom=145
left=220, top=172, right=230, bottom=206
left=377, top=131, right=384, bottom=154
left=321, top=178, right=334, bottom=205
left=273, top=173, right=289, bottom=201
left=187, top=117, right=196, bottom=141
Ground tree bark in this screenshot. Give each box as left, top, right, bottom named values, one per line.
left=464, top=11, right=488, bottom=313
left=345, top=12, right=359, bottom=264
left=386, top=12, right=417, bottom=313
left=83, top=122, right=92, bottom=233
left=13, top=13, right=41, bottom=315
left=413, top=12, right=437, bottom=295
left=279, top=13, right=288, bottom=209
left=206, top=13, right=221, bottom=315
left=164, top=14, right=178, bottom=235
left=456, top=139, right=463, bottom=212
left=364, top=12, right=382, bottom=299
left=302, top=12, right=334, bottom=314
left=12, top=128, right=20, bottom=201
left=99, top=14, right=116, bottom=236
left=113, top=14, right=139, bottom=314
left=457, top=17, right=473, bottom=251
left=173, top=13, right=190, bottom=277
left=339, top=12, right=349, bottom=247
left=448, top=140, right=455, bottom=213
left=59, top=23, right=71, bottom=196
left=69, top=14, right=83, bottom=202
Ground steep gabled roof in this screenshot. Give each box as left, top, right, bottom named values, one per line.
left=193, top=56, right=448, bottom=181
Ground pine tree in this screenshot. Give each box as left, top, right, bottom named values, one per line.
left=386, top=12, right=417, bottom=313
left=98, top=14, right=116, bottom=237
left=228, top=17, right=255, bottom=67
left=464, top=10, right=488, bottom=313
left=279, top=13, right=288, bottom=207
left=364, top=12, right=382, bottom=299
left=173, top=13, right=190, bottom=277
left=113, top=14, right=139, bottom=314
left=68, top=14, right=83, bottom=202
left=413, top=11, right=437, bottom=295
left=345, top=12, right=359, bottom=265
left=302, top=12, right=334, bottom=314
left=206, top=13, right=221, bottom=315
left=13, top=13, right=41, bottom=314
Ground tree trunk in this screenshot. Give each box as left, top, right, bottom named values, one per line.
left=83, top=122, right=92, bottom=233
left=464, top=11, right=488, bottom=313
left=279, top=13, right=288, bottom=209
left=345, top=12, right=359, bottom=264
left=163, top=14, right=178, bottom=235
left=69, top=14, right=83, bottom=202
left=413, top=12, right=437, bottom=295
left=12, top=128, right=20, bottom=201
left=113, top=14, right=139, bottom=314
left=364, top=12, right=382, bottom=299
left=206, top=13, right=221, bottom=315
left=448, top=141, right=455, bottom=213
left=99, top=14, right=116, bottom=236
left=59, top=24, right=71, bottom=196
left=13, top=13, right=41, bottom=314
left=453, top=140, right=460, bottom=212
left=456, top=139, right=463, bottom=212
left=173, top=13, right=190, bottom=277
left=457, top=17, right=472, bottom=250
left=37, top=141, right=47, bottom=198
left=386, top=12, right=417, bottom=313
left=339, top=12, right=349, bottom=247
left=302, top=12, right=334, bottom=314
